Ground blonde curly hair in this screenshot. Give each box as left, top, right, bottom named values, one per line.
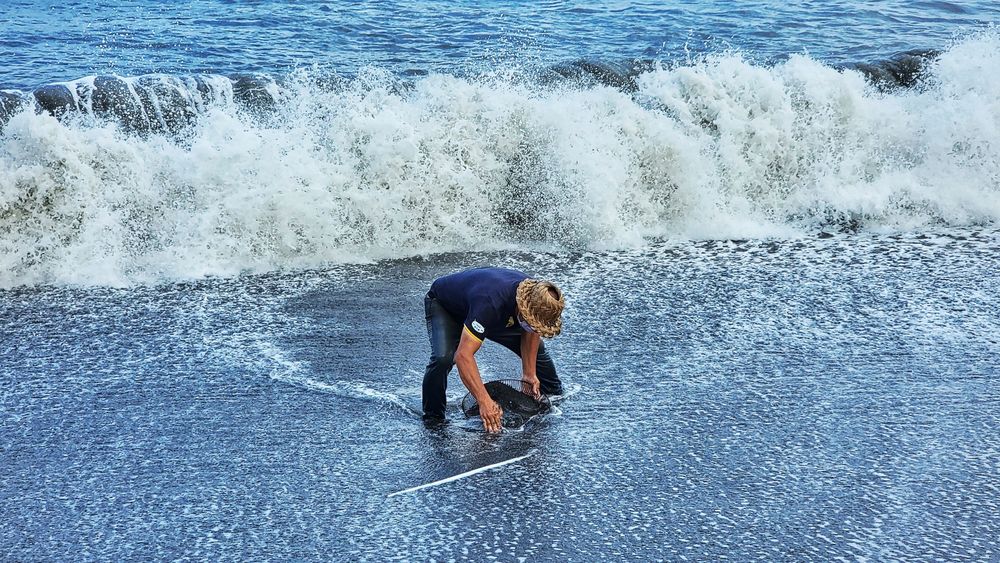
left=515, top=279, right=565, bottom=338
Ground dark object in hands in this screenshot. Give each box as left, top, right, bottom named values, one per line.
left=462, top=379, right=552, bottom=428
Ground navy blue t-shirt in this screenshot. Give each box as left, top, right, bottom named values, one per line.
left=429, top=267, right=528, bottom=343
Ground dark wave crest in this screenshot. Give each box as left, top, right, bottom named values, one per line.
left=0, top=74, right=279, bottom=134
left=843, top=49, right=939, bottom=90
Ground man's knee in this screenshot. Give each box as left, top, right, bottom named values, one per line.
left=534, top=348, right=562, bottom=395
left=426, top=351, right=455, bottom=373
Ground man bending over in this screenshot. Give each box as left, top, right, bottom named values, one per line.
left=422, top=267, right=565, bottom=432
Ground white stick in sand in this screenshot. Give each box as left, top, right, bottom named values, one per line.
left=388, top=450, right=536, bottom=498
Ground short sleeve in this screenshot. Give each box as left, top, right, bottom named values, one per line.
left=463, top=307, right=491, bottom=343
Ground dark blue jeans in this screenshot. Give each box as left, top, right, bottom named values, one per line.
left=422, top=294, right=563, bottom=419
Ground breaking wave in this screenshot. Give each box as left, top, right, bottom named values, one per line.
left=1, top=32, right=999, bottom=287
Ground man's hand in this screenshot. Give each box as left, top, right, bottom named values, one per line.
left=480, top=398, right=504, bottom=433
left=521, top=374, right=541, bottom=399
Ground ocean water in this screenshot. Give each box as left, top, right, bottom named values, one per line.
left=2, top=2, right=999, bottom=561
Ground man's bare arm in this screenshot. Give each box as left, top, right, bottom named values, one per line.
left=454, top=328, right=503, bottom=432
left=519, top=330, right=541, bottom=398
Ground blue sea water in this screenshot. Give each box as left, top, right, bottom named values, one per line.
left=1, top=0, right=999, bottom=89
left=2, top=2, right=1000, bottom=561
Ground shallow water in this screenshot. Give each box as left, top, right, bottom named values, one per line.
left=3, top=228, right=998, bottom=560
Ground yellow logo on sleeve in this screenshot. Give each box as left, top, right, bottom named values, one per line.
left=506, top=316, right=515, bottom=327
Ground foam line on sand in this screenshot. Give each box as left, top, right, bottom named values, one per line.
left=388, top=450, right=536, bottom=498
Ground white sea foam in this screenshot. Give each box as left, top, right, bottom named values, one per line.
left=2, top=32, right=999, bottom=287
left=286, top=376, right=419, bottom=417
